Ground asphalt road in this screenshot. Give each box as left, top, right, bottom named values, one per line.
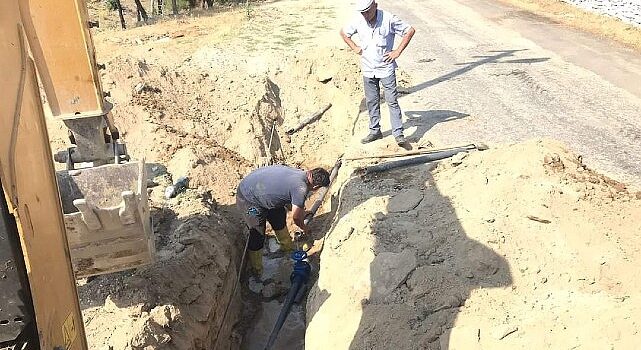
left=379, top=0, right=641, bottom=188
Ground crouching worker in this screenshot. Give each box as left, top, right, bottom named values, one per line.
left=236, top=165, right=330, bottom=275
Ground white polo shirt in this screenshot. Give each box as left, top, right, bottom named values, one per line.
left=343, top=9, right=411, bottom=79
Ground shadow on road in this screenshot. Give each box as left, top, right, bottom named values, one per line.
left=351, top=50, right=547, bottom=139
left=381, top=109, right=469, bottom=142
left=407, top=49, right=550, bottom=94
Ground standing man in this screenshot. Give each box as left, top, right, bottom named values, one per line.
left=236, top=165, right=330, bottom=275
left=340, top=0, right=415, bottom=146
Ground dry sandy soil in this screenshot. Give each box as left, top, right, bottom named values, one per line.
left=43, top=0, right=641, bottom=349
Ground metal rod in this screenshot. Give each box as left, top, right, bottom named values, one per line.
left=360, top=146, right=476, bottom=175
left=286, top=103, right=332, bottom=135
left=265, top=120, right=277, bottom=165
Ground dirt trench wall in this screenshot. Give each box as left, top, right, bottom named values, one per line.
left=79, top=192, right=243, bottom=349
left=68, top=40, right=363, bottom=348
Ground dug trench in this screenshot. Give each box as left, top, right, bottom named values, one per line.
left=48, top=2, right=641, bottom=349
left=45, top=4, right=367, bottom=347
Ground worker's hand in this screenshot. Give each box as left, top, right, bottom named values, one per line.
left=384, top=49, right=401, bottom=63
left=353, top=46, right=363, bottom=55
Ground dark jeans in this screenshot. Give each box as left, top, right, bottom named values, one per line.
left=363, top=71, right=404, bottom=137
left=236, top=191, right=286, bottom=251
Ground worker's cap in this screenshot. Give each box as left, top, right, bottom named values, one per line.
left=356, top=0, right=374, bottom=12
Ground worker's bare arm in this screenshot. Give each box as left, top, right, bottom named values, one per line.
left=292, top=204, right=310, bottom=233
left=340, top=29, right=362, bottom=55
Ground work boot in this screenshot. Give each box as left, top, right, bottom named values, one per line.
left=361, top=131, right=382, bottom=144
left=274, top=228, right=294, bottom=252
left=395, top=135, right=408, bottom=147
left=247, top=249, right=263, bottom=276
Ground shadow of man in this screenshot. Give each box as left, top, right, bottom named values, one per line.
left=380, top=110, right=469, bottom=142
left=307, top=162, right=512, bottom=349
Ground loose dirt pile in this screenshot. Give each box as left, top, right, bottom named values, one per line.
left=307, top=139, right=641, bottom=349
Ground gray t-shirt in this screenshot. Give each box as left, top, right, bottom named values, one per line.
left=238, top=165, right=308, bottom=209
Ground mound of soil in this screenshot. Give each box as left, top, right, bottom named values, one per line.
left=307, top=139, right=641, bottom=349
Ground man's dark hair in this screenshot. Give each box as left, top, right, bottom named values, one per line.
left=310, top=168, right=330, bottom=188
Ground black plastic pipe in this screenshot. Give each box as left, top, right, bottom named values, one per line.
left=361, top=145, right=477, bottom=175
left=264, top=278, right=305, bottom=349
left=286, top=103, right=332, bottom=135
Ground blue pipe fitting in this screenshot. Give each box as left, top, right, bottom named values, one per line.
left=290, top=250, right=311, bottom=284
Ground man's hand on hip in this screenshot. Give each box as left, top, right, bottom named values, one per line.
left=384, top=49, right=401, bottom=63
left=353, top=46, right=363, bottom=55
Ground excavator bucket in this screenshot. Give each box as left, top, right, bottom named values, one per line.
left=56, top=160, right=154, bottom=278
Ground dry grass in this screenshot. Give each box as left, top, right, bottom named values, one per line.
left=497, top=0, right=641, bottom=51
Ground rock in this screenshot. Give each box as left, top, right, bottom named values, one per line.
left=149, top=305, right=178, bottom=328
left=267, top=238, right=280, bottom=253
left=134, top=82, right=145, bottom=94
left=388, top=189, right=424, bottom=213
left=262, top=257, right=291, bottom=284
left=369, top=250, right=417, bottom=300
left=317, top=71, right=333, bottom=83
left=450, top=151, right=468, bottom=166
left=248, top=276, right=263, bottom=294
left=261, top=282, right=279, bottom=299
left=165, top=176, right=189, bottom=199
left=635, top=191, right=641, bottom=200
left=130, top=318, right=171, bottom=348
left=103, top=295, right=119, bottom=313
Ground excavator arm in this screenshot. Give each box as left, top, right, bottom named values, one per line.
left=0, top=3, right=87, bottom=348
left=1, top=0, right=154, bottom=347
left=5, top=0, right=155, bottom=278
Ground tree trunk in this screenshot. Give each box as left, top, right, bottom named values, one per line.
left=188, top=0, right=196, bottom=8
left=134, top=0, right=149, bottom=21
left=171, top=0, right=178, bottom=15
left=114, top=0, right=126, bottom=29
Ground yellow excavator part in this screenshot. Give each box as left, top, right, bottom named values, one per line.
left=0, top=0, right=87, bottom=347
left=17, top=0, right=155, bottom=277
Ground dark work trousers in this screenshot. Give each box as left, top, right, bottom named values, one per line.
left=363, top=71, right=404, bottom=137
left=236, top=191, right=286, bottom=251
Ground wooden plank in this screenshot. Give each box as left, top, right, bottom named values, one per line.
left=0, top=3, right=88, bottom=348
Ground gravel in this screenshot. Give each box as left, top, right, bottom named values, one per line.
left=562, top=0, right=641, bottom=26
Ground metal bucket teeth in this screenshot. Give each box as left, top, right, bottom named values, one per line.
left=55, top=160, right=154, bottom=277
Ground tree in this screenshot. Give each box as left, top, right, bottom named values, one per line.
left=171, top=0, right=178, bottom=15
left=113, top=0, right=126, bottom=29
left=133, top=0, right=149, bottom=21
